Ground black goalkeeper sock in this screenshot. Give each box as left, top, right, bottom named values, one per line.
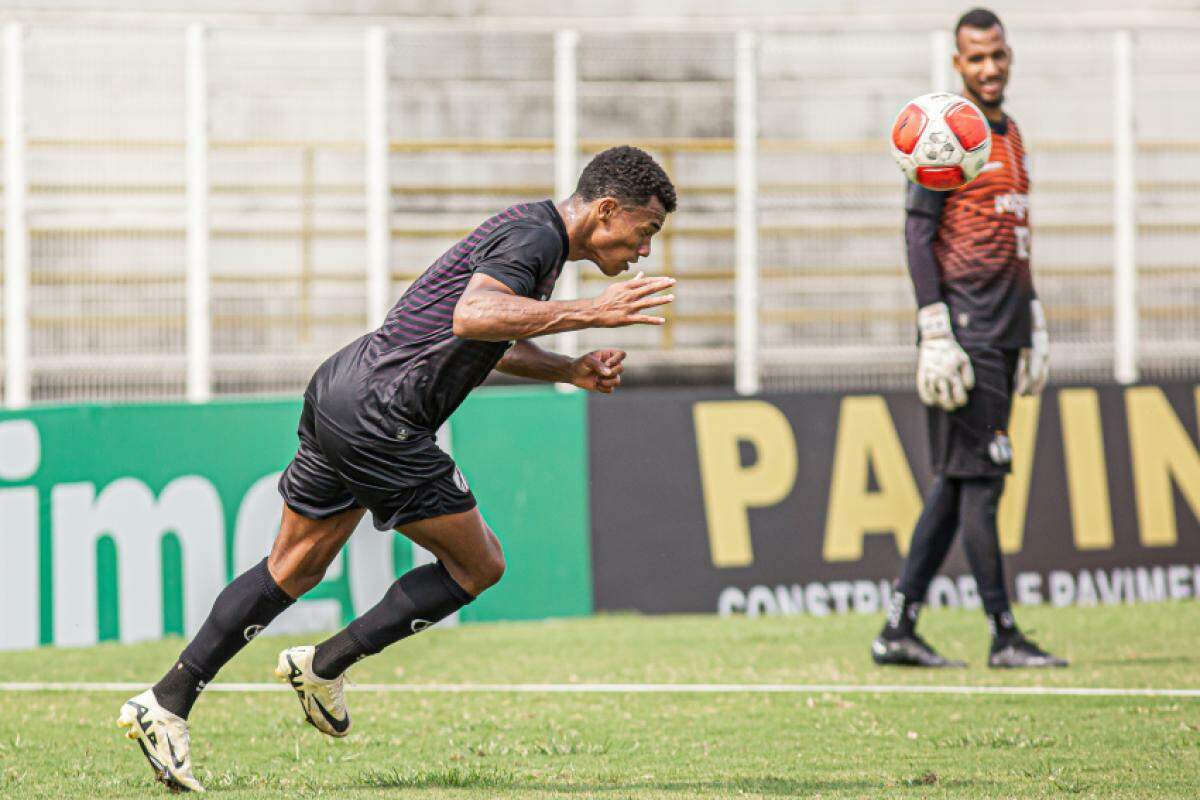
left=312, top=562, right=473, bottom=680
left=989, top=610, right=1020, bottom=645
left=154, top=558, right=295, bottom=718
left=881, top=589, right=922, bottom=640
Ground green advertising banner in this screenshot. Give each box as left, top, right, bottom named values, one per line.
left=0, top=388, right=591, bottom=651
left=452, top=387, right=592, bottom=622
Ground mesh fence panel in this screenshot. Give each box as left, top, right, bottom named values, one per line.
left=758, top=28, right=1127, bottom=390
left=3, top=23, right=1198, bottom=403
left=208, top=28, right=367, bottom=396
left=577, top=31, right=736, bottom=375
left=25, top=26, right=186, bottom=402
left=1135, top=30, right=1200, bottom=381
left=1008, top=30, right=1116, bottom=384
left=759, top=30, right=928, bottom=391
left=386, top=30, right=555, bottom=304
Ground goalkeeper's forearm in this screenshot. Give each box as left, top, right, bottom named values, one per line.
left=905, top=211, right=943, bottom=307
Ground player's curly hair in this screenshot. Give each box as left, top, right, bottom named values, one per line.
left=574, top=146, right=677, bottom=213
left=955, top=8, right=1004, bottom=42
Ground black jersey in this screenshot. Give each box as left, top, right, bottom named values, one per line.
left=309, top=200, right=569, bottom=443
left=905, top=115, right=1035, bottom=349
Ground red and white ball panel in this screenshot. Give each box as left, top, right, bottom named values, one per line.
left=944, top=100, right=989, bottom=151
left=890, top=102, right=928, bottom=156
left=889, top=92, right=992, bottom=191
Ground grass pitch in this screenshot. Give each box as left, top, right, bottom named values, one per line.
left=1, top=603, right=1198, bottom=799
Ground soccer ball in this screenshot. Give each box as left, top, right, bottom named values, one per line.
left=890, top=92, right=992, bottom=191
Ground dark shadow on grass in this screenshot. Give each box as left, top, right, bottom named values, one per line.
left=349, top=768, right=983, bottom=796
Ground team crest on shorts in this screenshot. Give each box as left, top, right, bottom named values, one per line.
left=988, top=431, right=1013, bottom=465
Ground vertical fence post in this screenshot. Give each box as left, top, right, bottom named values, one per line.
left=365, top=26, right=390, bottom=329
left=1113, top=29, right=1137, bottom=385
left=735, top=30, right=759, bottom=396
left=553, top=30, right=580, bottom=365
left=3, top=23, right=29, bottom=409
left=185, top=24, right=211, bottom=403
left=930, top=29, right=954, bottom=92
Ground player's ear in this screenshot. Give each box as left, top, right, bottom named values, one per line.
left=596, top=197, right=619, bottom=221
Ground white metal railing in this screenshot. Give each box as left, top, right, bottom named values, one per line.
left=4, top=23, right=30, bottom=409
left=0, top=21, right=1193, bottom=407
left=1112, top=28, right=1138, bottom=386
left=553, top=29, right=580, bottom=363
left=734, top=30, right=758, bottom=396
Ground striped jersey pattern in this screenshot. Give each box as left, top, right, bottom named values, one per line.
left=935, top=116, right=1032, bottom=287
left=364, top=200, right=568, bottom=431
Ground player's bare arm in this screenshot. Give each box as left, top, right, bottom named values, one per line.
left=495, top=339, right=626, bottom=394
left=453, top=271, right=675, bottom=342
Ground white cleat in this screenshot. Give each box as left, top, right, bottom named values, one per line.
left=116, top=689, right=205, bottom=793
left=274, top=645, right=352, bottom=738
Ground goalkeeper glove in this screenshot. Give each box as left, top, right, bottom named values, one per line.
left=916, top=302, right=975, bottom=411
left=1014, top=298, right=1049, bottom=396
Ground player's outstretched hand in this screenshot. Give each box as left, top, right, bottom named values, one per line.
left=592, top=272, right=675, bottom=328
left=569, top=349, right=626, bottom=394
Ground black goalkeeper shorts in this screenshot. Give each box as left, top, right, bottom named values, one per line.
left=278, top=374, right=477, bottom=531
left=926, top=347, right=1020, bottom=479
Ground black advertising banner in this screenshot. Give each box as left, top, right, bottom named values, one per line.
left=588, top=384, right=1200, bottom=615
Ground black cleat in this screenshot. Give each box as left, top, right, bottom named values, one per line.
left=871, top=634, right=966, bottom=668
left=988, top=634, right=1068, bottom=668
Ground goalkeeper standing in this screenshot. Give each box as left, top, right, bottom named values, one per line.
left=872, top=8, right=1066, bottom=669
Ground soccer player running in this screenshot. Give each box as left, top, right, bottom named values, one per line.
left=117, top=146, right=677, bottom=792
left=872, top=9, right=1067, bottom=670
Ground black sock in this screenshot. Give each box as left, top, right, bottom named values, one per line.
left=989, top=610, right=1019, bottom=644
left=312, top=562, right=473, bottom=679
left=882, top=590, right=922, bottom=640
left=152, top=660, right=208, bottom=720
left=153, top=558, right=295, bottom=718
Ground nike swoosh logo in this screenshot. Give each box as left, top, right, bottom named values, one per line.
left=980, top=161, right=1003, bottom=173
left=312, top=697, right=350, bottom=734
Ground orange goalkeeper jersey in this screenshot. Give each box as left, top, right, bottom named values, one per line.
left=906, top=114, right=1034, bottom=349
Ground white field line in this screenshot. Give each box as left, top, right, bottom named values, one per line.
left=1, top=682, right=1198, bottom=698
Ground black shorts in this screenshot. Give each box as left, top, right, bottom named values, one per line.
left=927, top=347, right=1020, bottom=478
left=278, top=369, right=477, bottom=531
